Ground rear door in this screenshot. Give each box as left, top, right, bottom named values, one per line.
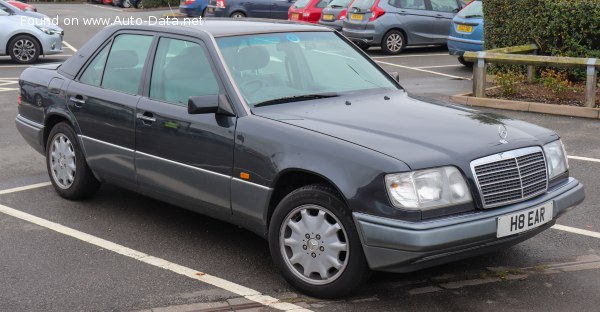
left=135, top=35, right=236, bottom=217
left=387, top=0, right=438, bottom=44
left=271, top=0, right=293, bottom=19
left=66, top=32, right=154, bottom=188
left=246, top=0, right=272, bottom=17
left=428, top=0, right=461, bottom=43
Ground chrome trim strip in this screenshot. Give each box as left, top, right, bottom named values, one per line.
left=232, top=177, right=272, bottom=191
left=470, top=146, right=549, bottom=208
left=447, top=37, right=484, bottom=45
left=16, top=115, right=44, bottom=130
left=135, top=150, right=231, bottom=179
left=79, top=135, right=134, bottom=153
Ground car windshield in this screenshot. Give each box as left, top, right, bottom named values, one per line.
left=328, top=0, right=351, bottom=8
left=294, top=0, right=311, bottom=8
left=350, top=0, right=375, bottom=11
left=457, top=0, right=482, bottom=18
left=216, top=32, right=398, bottom=107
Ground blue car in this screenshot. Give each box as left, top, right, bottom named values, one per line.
left=179, top=0, right=209, bottom=17
left=448, top=0, right=483, bottom=66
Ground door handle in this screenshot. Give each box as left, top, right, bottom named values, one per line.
left=136, top=112, right=156, bottom=125
left=69, top=95, right=86, bottom=107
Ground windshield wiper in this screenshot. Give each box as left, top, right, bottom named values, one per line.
left=330, top=4, right=343, bottom=8
left=350, top=6, right=361, bottom=12
left=253, top=93, right=339, bottom=108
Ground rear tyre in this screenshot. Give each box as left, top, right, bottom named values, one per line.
left=122, top=0, right=132, bottom=8
left=381, top=30, right=406, bottom=55
left=46, top=122, right=101, bottom=199
left=8, top=35, right=40, bottom=64
left=201, top=7, right=207, bottom=17
left=230, top=11, right=246, bottom=18
left=458, top=55, right=473, bottom=67
left=269, top=184, right=370, bottom=298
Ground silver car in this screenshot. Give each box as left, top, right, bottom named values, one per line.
left=342, top=0, right=466, bottom=54
left=0, top=0, right=63, bottom=63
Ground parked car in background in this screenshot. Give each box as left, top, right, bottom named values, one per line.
left=288, top=0, right=329, bottom=23
left=343, top=0, right=466, bottom=54
left=0, top=0, right=63, bottom=63
left=102, top=0, right=113, bottom=5
left=179, top=0, right=209, bottom=16
left=205, top=0, right=292, bottom=19
left=448, top=0, right=483, bottom=66
left=318, top=0, right=352, bottom=31
left=15, top=19, right=585, bottom=298
left=114, top=0, right=142, bottom=8
left=8, top=0, right=36, bottom=11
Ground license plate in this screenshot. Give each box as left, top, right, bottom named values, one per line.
left=350, top=13, right=363, bottom=21
left=497, top=201, right=553, bottom=238
left=322, top=14, right=334, bottom=21
left=456, top=24, right=473, bottom=33
left=208, top=7, right=214, bottom=13
left=291, top=13, right=299, bottom=20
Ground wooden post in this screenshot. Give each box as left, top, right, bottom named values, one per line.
left=473, top=52, right=486, bottom=98
left=526, top=65, right=535, bottom=83
left=585, top=58, right=597, bottom=108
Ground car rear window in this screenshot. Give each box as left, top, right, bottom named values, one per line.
left=316, top=0, right=330, bottom=8
left=328, top=0, right=352, bottom=7
left=294, top=0, right=311, bottom=8
left=457, top=0, right=482, bottom=18
left=350, top=0, right=376, bottom=11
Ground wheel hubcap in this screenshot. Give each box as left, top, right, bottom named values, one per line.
left=279, top=204, right=349, bottom=285
left=50, top=134, right=76, bottom=189
left=386, top=34, right=402, bottom=52
left=13, top=39, right=36, bottom=62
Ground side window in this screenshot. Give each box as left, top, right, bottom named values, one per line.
left=101, top=34, right=153, bottom=94
left=395, top=0, right=427, bottom=9
left=429, top=0, right=459, bottom=12
left=79, top=44, right=109, bottom=86
left=149, top=38, right=219, bottom=106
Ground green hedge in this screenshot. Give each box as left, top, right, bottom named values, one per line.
left=140, top=0, right=179, bottom=8
left=483, top=0, right=600, bottom=59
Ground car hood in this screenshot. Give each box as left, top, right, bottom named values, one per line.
left=253, top=90, right=558, bottom=170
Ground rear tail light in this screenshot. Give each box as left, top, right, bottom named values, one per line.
left=338, top=9, right=347, bottom=20
left=17, top=94, right=22, bottom=106
left=184, top=0, right=194, bottom=4
left=369, top=0, right=385, bottom=21
left=216, top=0, right=226, bottom=8
left=303, top=11, right=310, bottom=17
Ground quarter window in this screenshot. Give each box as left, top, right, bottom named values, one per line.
left=149, top=38, right=219, bottom=106
left=429, top=0, right=459, bottom=12
left=79, top=44, right=109, bottom=86
left=101, top=34, right=153, bottom=94
left=391, top=0, right=426, bottom=10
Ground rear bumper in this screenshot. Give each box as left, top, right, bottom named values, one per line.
left=204, top=6, right=227, bottom=17
left=318, top=20, right=343, bottom=31
left=447, top=36, right=483, bottom=56
left=15, top=114, right=45, bottom=155
left=342, top=28, right=380, bottom=46
left=354, top=177, right=585, bottom=272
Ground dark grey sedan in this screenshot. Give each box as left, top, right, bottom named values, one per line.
left=15, top=19, right=584, bottom=298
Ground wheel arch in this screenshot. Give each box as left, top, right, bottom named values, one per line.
left=43, top=113, right=76, bottom=152
left=6, top=32, right=44, bottom=57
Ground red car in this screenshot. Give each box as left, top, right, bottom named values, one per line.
left=288, top=0, right=330, bottom=23
left=8, top=1, right=37, bottom=12
left=102, top=0, right=113, bottom=5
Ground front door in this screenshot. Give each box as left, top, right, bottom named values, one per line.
left=135, top=36, right=236, bottom=216
left=67, top=33, right=154, bottom=188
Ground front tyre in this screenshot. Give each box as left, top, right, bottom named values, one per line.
left=269, top=184, right=369, bottom=298
left=8, top=35, right=40, bottom=64
left=46, top=122, right=100, bottom=199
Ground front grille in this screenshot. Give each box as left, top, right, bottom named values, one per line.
left=471, top=147, right=548, bottom=208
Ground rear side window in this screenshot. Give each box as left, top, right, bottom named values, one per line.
left=390, top=0, right=426, bottom=10
left=430, top=0, right=459, bottom=12
left=80, top=44, right=109, bottom=86
left=101, top=34, right=153, bottom=94
left=149, top=38, right=219, bottom=106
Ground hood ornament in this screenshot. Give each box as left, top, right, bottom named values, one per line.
left=498, top=125, right=508, bottom=144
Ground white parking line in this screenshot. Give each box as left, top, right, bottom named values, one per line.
left=375, top=60, right=470, bottom=80
left=0, top=182, right=52, bottom=195
left=371, top=53, right=450, bottom=59
left=85, top=3, right=123, bottom=12
left=62, top=41, right=78, bottom=53
left=415, top=64, right=464, bottom=69
left=569, top=155, right=600, bottom=163
left=0, top=188, right=310, bottom=312
left=0, top=87, right=18, bottom=92
left=552, top=224, right=600, bottom=239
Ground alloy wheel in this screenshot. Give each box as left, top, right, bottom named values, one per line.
left=49, top=133, right=76, bottom=189
left=12, top=39, right=37, bottom=63
left=386, top=33, right=403, bottom=53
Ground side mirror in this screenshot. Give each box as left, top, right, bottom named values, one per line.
left=188, top=94, right=236, bottom=116
left=390, top=71, right=400, bottom=82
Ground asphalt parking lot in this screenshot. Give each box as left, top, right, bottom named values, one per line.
left=1, top=3, right=599, bottom=312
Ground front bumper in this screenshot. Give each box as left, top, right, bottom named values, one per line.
left=342, top=28, right=379, bottom=46
left=353, top=177, right=585, bottom=272
left=39, top=33, right=63, bottom=56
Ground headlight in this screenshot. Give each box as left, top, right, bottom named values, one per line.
left=543, top=139, right=568, bottom=180
left=385, top=166, right=472, bottom=210
left=35, top=25, right=62, bottom=35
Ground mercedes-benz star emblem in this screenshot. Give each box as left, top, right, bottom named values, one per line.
left=498, top=125, right=508, bottom=144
